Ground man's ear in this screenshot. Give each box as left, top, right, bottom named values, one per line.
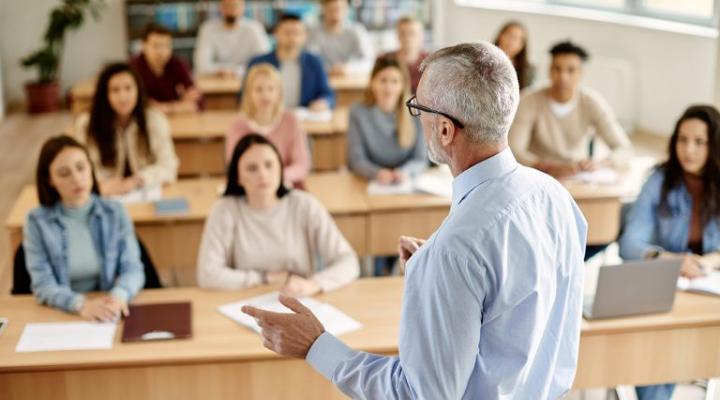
left=438, top=117, right=456, bottom=147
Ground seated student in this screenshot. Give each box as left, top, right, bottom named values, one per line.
left=197, top=134, right=359, bottom=295
left=247, top=14, right=334, bottom=111
left=75, top=63, right=179, bottom=196
left=130, top=23, right=202, bottom=113
left=619, top=105, right=720, bottom=399
left=347, top=56, right=427, bottom=184
left=308, top=0, right=375, bottom=76
left=509, top=41, right=633, bottom=178
left=193, top=0, right=270, bottom=77
left=493, top=21, right=535, bottom=90
left=381, top=16, right=428, bottom=94
left=23, top=135, right=145, bottom=320
left=226, top=63, right=310, bottom=186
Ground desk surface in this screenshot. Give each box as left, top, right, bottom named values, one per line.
left=169, top=108, right=350, bottom=139
left=71, top=73, right=368, bottom=99
left=1, top=276, right=719, bottom=373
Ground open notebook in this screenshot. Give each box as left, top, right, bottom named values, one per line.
left=678, top=271, right=720, bottom=296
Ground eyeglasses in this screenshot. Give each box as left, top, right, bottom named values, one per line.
left=405, top=95, right=465, bottom=129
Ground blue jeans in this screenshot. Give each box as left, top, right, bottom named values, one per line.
left=635, top=383, right=675, bottom=400
left=374, top=256, right=397, bottom=276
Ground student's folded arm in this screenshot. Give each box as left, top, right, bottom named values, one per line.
left=283, top=119, right=312, bottom=183
left=588, top=92, right=633, bottom=168
left=346, top=109, right=382, bottom=180
left=137, top=111, right=179, bottom=186
left=196, top=201, right=264, bottom=290
left=311, top=56, right=336, bottom=108
left=110, top=206, right=145, bottom=302
left=508, top=95, right=541, bottom=167
left=306, top=247, right=483, bottom=399
left=193, top=24, right=218, bottom=75
left=618, top=171, right=664, bottom=260
left=23, top=215, right=85, bottom=313
left=306, top=197, right=359, bottom=292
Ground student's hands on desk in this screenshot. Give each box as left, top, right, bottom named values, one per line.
left=376, top=168, right=408, bottom=185
left=242, top=294, right=325, bottom=358
left=264, top=271, right=322, bottom=297
left=79, top=295, right=128, bottom=322
left=100, top=176, right=141, bottom=196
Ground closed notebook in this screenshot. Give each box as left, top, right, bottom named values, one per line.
left=154, top=197, right=189, bottom=215
left=121, top=302, right=192, bottom=342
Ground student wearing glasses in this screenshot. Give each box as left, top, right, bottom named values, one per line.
left=347, top=56, right=427, bottom=186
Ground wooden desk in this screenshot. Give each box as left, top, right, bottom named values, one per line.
left=329, top=73, right=369, bottom=108
left=70, top=73, right=368, bottom=114
left=5, top=173, right=448, bottom=286
left=168, top=108, right=350, bottom=176
left=1, top=278, right=719, bottom=400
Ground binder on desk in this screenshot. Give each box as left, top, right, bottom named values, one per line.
left=121, top=302, right=192, bottom=342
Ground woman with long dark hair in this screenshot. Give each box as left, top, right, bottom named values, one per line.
left=23, top=135, right=145, bottom=319
left=619, top=104, right=720, bottom=399
left=197, top=134, right=359, bottom=295
left=494, top=21, right=535, bottom=90
left=75, top=62, right=178, bottom=196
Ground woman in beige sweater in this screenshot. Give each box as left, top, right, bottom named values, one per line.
left=75, top=63, right=178, bottom=196
left=197, top=134, right=359, bottom=296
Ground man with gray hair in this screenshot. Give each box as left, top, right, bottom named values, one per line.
left=243, top=42, right=587, bottom=399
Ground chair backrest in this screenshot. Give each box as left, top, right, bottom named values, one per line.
left=10, top=238, right=162, bottom=295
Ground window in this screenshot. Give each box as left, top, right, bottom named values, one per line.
left=459, top=0, right=719, bottom=28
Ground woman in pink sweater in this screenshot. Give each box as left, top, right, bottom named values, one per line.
left=226, top=63, right=311, bottom=185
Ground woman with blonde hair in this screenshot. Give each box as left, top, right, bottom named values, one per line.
left=347, top=56, right=427, bottom=184
left=226, top=63, right=310, bottom=185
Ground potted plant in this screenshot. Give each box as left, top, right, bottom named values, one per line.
left=21, top=0, right=105, bottom=113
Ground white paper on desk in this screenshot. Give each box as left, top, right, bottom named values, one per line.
left=678, top=271, right=720, bottom=296
left=16, top=322, right=117, bottom=352
left=294, top=107, right=332, bottom=122
left=109, top=185, right=162, bottom=204
left=218, top=292, right=362, bottom=337
left=414, top=166, right=453, bottom=199
left=367, top=179, right=414, bottom=195
left=567, top=168, right=619, bottom=185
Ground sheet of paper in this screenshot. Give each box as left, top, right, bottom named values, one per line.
left=16, top=322, right=117, bottom=353
left=414, top=165, right=453, bottom=199
left=218, top=292, right=362, bottom=337
left=367, top=179, right=414, bottom=195
left=567, top=168, right=619, bottom=185
left=678, top=271, right=720, bottom=296
left=294, top=107, right=333, bottom=123
left=109, top=185, right=162, bottom=204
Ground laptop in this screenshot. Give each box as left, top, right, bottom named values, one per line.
left=583, top=259, right=682, bottom=320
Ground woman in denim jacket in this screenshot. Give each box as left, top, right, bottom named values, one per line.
left=619, top=104, right=720, bottom=400
left=23, top=135, right=145, bottom=321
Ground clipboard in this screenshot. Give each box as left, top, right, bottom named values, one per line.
left=121, top=302, right=192, bottom=342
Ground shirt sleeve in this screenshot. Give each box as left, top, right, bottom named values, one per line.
left=586, top=91, right=633, bottom=168
left=344, top=24, right=375, bottom=75
left=619, top=170, right=664, bottom=260
left=508, top=92, right=541, bottom=166
left=109, top=204, right=145, bottom=301
left=282, top=115, right=311, bottom=184
left=193, top=22, right=218, bottom=75
left=346, top=106, right=382, bottom=180
left=23, top=213, right=86, bottom=313
left=306, top=245, right=484, bottom=399
left=304, top=195, right=359, bottom=292
left=196, top=200, right=264, bottom=289
left=308, top=55, right=336, bottom=108
left=137, top=111, right=179, bottom=186
left=400, top=119, right=429, bottom=177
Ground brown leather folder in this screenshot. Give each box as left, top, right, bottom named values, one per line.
left=121, top=302, right=192, bottom=342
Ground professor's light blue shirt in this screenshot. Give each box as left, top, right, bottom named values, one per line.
left=306, top=148, right=587, bottom=399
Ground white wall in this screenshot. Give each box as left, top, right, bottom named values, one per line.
left=0, top=0, right=127, bottom=107
left=437, top=3, right=718, bottom=136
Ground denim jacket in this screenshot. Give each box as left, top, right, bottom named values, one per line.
left=619, top=168, right=720, bottom=260
left=23, top=195, right=145, bottom=313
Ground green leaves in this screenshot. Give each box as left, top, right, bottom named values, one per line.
left=20, top=0, right=106, bottom=83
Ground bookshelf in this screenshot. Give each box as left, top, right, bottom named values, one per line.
left=124, top=0, right=435, bottom=68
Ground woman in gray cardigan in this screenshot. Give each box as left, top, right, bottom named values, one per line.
left=347, top=56, right=428, bottom=185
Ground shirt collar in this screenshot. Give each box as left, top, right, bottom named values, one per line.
left=451, top=148, right=518, bottom=209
